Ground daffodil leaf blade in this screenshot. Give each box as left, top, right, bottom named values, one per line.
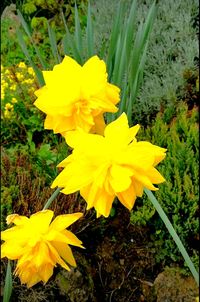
left=3, top=260, right=12, bottom=302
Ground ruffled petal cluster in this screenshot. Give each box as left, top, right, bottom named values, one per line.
left=34, top=55, right=120, bottom=135
left=52, top=113, right=166, bottom=217
left=1, top=210, right=83, bottom=287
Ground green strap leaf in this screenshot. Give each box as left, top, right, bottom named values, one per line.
left=145, top=188, right=199, bottom=286
left=16, top=29, right=45, bottom=86
left=47, top=21, right=61, bottom=64
left=61, top=10, right=82, bottom=63
left=74, top=3, right=83, bottom=63
left=86, top=1, right=95, bottom=57
left=3, top=260, right=12, bottom=302
left=43, top=187, right=62, bottom=210
left=107, top=1, right=125, bottom=80
left=17, top=9, right=47, bottom=69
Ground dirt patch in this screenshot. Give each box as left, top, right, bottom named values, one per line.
left=1, top=202, right=198, bottom=301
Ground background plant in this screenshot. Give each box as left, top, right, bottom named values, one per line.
left=130, top=102, right=199, bottom=271
left=92, top=0, right=199, bottom=125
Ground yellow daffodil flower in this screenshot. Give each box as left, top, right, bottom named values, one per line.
left=52, top=113, right=166, bottom=218
left=34, top=55, right=120, bottom=135
left=1, top=210, right=84, bottom=287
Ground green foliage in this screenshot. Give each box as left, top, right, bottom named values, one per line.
left=1, top=63, right=44, bottom=146
left=1, top=140, right=68, bottom=230
left=130, top=102, right=199, bottom=270
left=3, top=260, right=13, bottom=302
left=92, top=0, right=199, bottom=125
left=132, top=0, right=199, bottom=125
left=1, top=18, right=34, bottom=66
left=22, top=0, right=87, bottom=21
left=1, top=186, right=14, bottom=230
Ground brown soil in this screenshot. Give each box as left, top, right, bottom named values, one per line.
left=1, top=198, right=199, bottom=302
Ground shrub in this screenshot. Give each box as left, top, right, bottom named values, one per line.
left=1, top=62, right=43, bottom=146
left=92, top=0, right=199, bottom=125
left=130, top=102, right=199, bottom=271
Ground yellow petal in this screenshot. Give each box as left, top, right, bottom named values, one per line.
left=18, top=269, right=41, bottom=288
left=146, top=167, right=166, bottom=184
left=132, top=178, right=144, bottom=197
left=47, top=241, right=70, bottom=271
left=81, top=56, right=107, bottom=97
left=129, top=124, right=140, bottom=140
left=52, top=161, right=95, bottom=193
left=29, top=210, right=54, bottom=233
left=133, top=172, right=158, bottom=191
left=38, top=263, right=54, bottom=283
left=62, top=230, right=83, bottom=248
left=117, top=184, right=137, bottom=210
left=93, top=187, right=114, bottom=217
left=32, top=242, right=51, bottom=269
left=52, top=241, right=76, bottom=266
left=1, top=241, right=25, bottom=259
left=109, top=164, right=133, bottom=192
left=49, top=213, right=83, bottom=231
left=105, top=83, right=120, bottom=105
left=1, top=226, right=20, bottom=241
left=6, top=214, right=29, bottom=225
left=104, top=113, right=129, bottom=146
left=90, top=113, right=106, bottom=135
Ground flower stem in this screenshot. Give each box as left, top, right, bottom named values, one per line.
left=42, top=187, right=62, bottom=210
left=145, top=188, right=199, bottom=286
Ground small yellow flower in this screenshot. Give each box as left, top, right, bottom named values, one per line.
left=27, top=67, right=35, bottom=76
left=10, top=84, right=17, bottom=91
left=34, top=55, right=120, bottom=135
left=1, top=80, right=8, bottom=89
left=11, top=97, right=18, bottom=104
left=5, top=103, right=14, bottom=110
left=18, top=62, right=26, bottom=68
left=52, top=113, right=166, bottom=217
left=29, top=87, right=35, bottom=94
left=4, top=110, right=11, bottom=118
left=5, top=69, right=10, bottom=75
left=23, top=78, right=34, bottom=85
left=1, top=210, right=83, bottom=287
left=16, top=72, right=24, bottom=81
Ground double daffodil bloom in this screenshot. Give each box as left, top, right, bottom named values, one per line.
left=34, top=55, right=120, bottom=135
left=1, top=210, right=83, bottom=287
left=52, top=113, right=166, bottom=217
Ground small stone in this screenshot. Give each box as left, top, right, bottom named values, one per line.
left=154, top=268, right=198, bottom=302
